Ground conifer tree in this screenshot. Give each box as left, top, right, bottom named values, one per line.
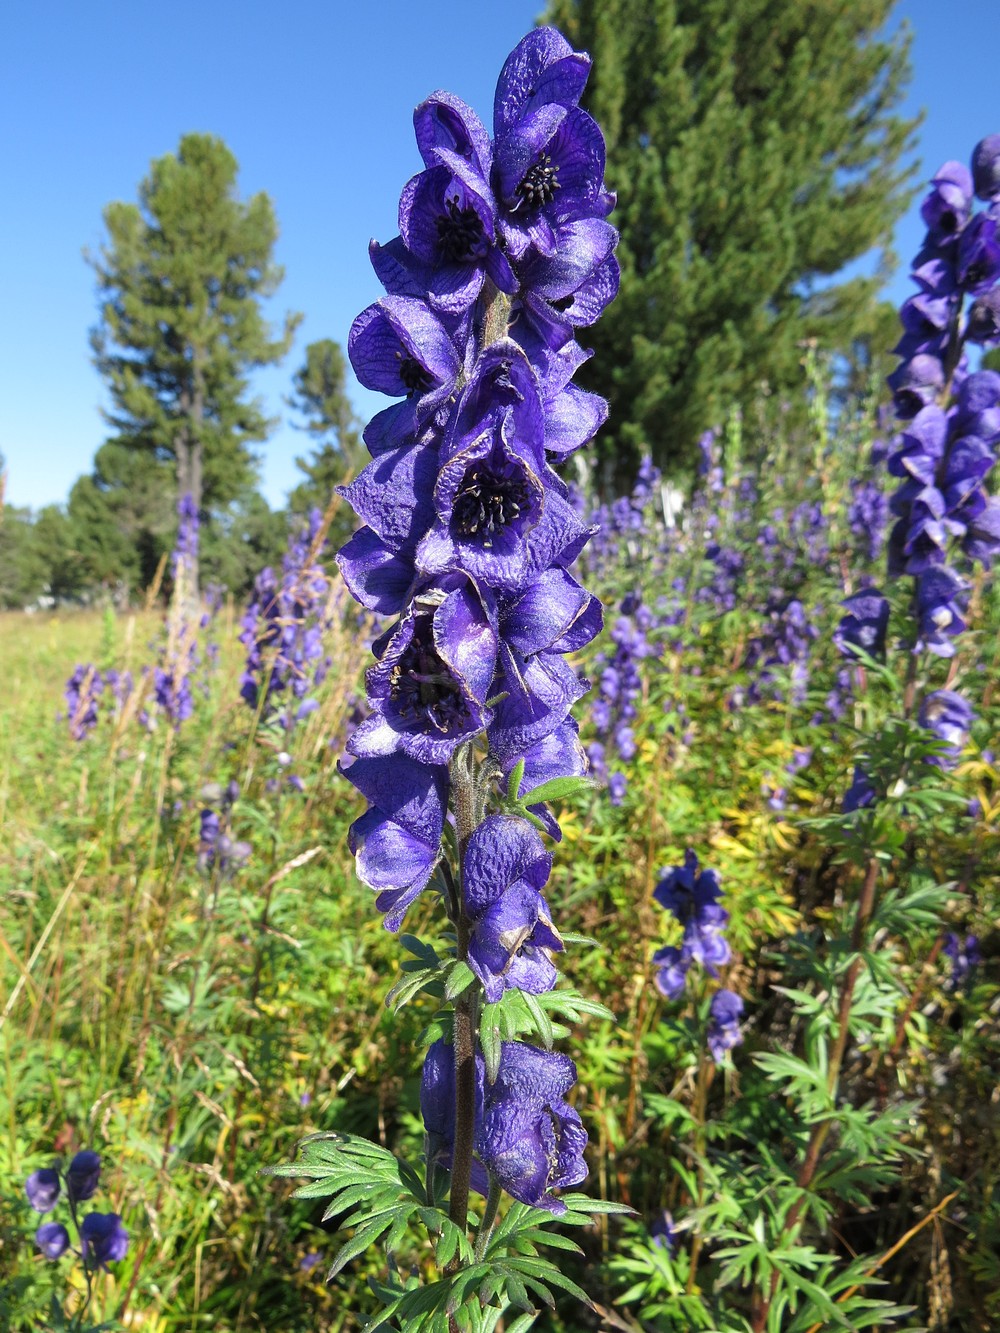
left=88, top=133, right=300, bottom=591
left=286, top=338, right=363, bottom=515
left=545, top=0, right=919, bottom=481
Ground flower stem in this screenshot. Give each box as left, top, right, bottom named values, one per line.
left=448, top=744, right=478, bottom=1239
left=750, top=854, right=880, bottom=1333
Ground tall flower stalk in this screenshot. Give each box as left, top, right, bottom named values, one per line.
left=272, top=27, right=627, bottom=1325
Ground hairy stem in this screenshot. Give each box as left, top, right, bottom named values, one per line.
left=448, top=745, right=478, bottom=1238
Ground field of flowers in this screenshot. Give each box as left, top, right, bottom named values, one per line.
left=3, top=32, right=1000, bottom=1333
left=2, top=356, right=998, bottom=1330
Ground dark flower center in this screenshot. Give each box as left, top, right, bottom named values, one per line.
left=436, top=196, right=485, bottom=262
left=452, top=465, right=532, bottom=546
left=516, top=155, right=560, bottom=211
left=397, top=354, right=433, bottom=395
left=391, top=623, right=471, bottom=734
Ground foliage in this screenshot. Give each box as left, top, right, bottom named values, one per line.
left=85, top=132, right=301, bottom=589
left=544, top=0, right=920, bottom=482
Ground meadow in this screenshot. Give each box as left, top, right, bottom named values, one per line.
left=1, top=371, right=998, bottom=1332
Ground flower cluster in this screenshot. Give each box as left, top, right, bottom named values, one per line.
left=25, top=1149, right=128, bottom=1269
left=651, top=851, right=731, bottom=1000
left=651, top=853, right=743, bottom=1064
left=584, top=456, right=663, bottom=575
left=337, top=27, right=617, bottom=1214
left=196, top=781, right=250, bottom=879
left=886, top=139, right=1000, bottom=654
left=744, top=592, right=817, bottom=704
left=706, top=989, right=744, bottom=1063
left=63, top=665, right=133, bottom=741
left=171, top=491, right=199, bottom=588
left=587, top=598, right=657, bottom=804
left=942, top=930, right=981, bottom=989
left=240, top=509, right=333, bottom=752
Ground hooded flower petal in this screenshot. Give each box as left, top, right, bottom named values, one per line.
left=476, top=1042, right=587, bottom=1213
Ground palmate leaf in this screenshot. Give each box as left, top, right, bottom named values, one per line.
left=265, top=1132, right=468, bottom=1280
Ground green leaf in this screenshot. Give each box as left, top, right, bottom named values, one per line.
left=518, top=775, right=594, bottom=807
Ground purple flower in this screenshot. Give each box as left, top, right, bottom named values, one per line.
left=419, top=1039, right=489, bottom=1195
left=476, top=1042, right=587, bottom=1214
left=653, top=851, right=731, bottom=981
left=35, top=1222, right=71, bottom=1260
left=707, top=989, right=744, bottom=1063
left=834, top=590, right=890, bottom=660
left=463, top=815, right=562, bottom=1003
left=966, top=288, right=1000, bottom=346
left=80, top=1212, right=129, bottom=1268
left=972, top=134, right=1000, bottom=201
left=943, top=932, right=981, bottom=988
left=345, top=754, right=448, bottom=930
left=650, top=1210, right=678, bottom=1254
left=25, top=1167, right=61, bottom=1213
left=914, top=568, right=968, bottom=657
left=653, top=850, right=723, bottom=923
left=348, top=583, right=497, bottom=767
left=918, top=690, right=974, bottom=769
left=64, top=664, right=103, bottom=741
left=843, top=766, right=876, bottom=813
left=957, top=213, right=1000, bottom=294
left=652, top=944, right=690, bottom=1000
left=919, top=161, right=973, bottom=240
left=348, top=296, right=460, bottom=413
left=67, top=1150, right=101, bottom=1204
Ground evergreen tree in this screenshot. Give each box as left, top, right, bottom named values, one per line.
left=88, top=133, right=300, bottom=589
left=286, top=338, right=363, bottom=515
left=545, top=0, right=919, bottom=482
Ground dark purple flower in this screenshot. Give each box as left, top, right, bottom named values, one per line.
left=25, top=1167, right=61, bottom=1213
left=651, top=1210, right=678, bottom=1255
left=843, top=766, right=876, bottom=813
left=64, top=664, right=103, bottom=741
left=966, top=288, right=1000, bottom=345
left=348, top=296, right=460, bottom=412
left=957, top=213, right=1000, bottom=295
left=345, top=754, right=448, bottom=930
left=707, top=989, right=744, bottom=1063
left=35, top=1222, right=71, bottom=1260
left=67, top=1150, right=101, bottom=1204
left=493, top=28, right=591, bottom=138
left=943, top=931, right=981, bottom=988
left=918, top=690, right=974, bottom=769
left=914, top=568, right=968, bottom=657
left=652, top=944, right=689, bottom=999
left=463, top=815, right=562, bottom=1003
left=419, top=1039, right=489, bottom=1195
left=919, top=160, right=973, bottom=240
left=887, top=354, right=946, bottom=419
left=80, top=1212, right=129, bottom=1268
left=835, top=589, right=890, bottom=659
left=653, top=851, right=731, bottom=979
left=476, top=1042, right=587, bottom=1214
left=348, top=582, right=497, bottom=767
left=972, top=134, right=1000, bottom=201
left=494, top=105, right=613, bottom=263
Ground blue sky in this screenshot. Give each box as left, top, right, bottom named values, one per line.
left=1, top=0, right=997, bottom=512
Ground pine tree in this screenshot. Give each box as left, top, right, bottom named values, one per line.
left=286, top=338, right=364, bottom=516
left=88, top=133, right=301, bottom=591
left=545, top=0, right=919, bottom=482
